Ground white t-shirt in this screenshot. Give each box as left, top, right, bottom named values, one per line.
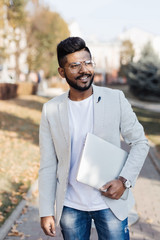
left=64, top=95, right=107, bottom=211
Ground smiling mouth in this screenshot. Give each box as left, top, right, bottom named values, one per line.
left=77, top=74, right=91, bottom=81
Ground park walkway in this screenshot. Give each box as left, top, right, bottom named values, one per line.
left=1, top=87, right=160, bottom=240
left=3, top=150, right=160, bottom=240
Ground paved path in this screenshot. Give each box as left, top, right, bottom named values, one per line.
left=3, top=151, right=160, bottom=240
left=128, top=99, right=160, bottom=113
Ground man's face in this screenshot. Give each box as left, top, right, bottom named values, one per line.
left=59, top=49, right=94, bottom=91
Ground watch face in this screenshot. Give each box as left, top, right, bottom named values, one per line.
left=125, top=180, right=131, bottom=188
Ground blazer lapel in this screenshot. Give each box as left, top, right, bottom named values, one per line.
left=93, top=85, right=104, bottom=137
left=58, top=85, right=104, bottom=146
left=58, top=91, right=71, bottom=148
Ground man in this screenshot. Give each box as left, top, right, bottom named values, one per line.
left=39, top=37, right=149, bottom=239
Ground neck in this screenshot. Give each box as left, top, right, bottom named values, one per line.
left=68, top=86, right=93, bottom=101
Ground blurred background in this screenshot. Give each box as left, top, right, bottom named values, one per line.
left=0, top=0, right=160, bottom=100
left=0, top=0, right=160, bottom=238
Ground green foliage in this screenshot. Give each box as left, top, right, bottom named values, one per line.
left=127, top=42, right=160, bottom=101
left=7, top=0, right=27, bottom=29
left=27, top=7, right=70, bottom=77
left=0, top=47, right=8, bottom=62
left=0, top=0, right=27, bottom=79
left=140, top=41, right=160, bottom=66
left=0, top=1, right=5, bottom=29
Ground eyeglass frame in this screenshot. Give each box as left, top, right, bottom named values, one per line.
left=63, top=60, right=96, bottom=73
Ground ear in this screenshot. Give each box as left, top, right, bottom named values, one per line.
left=58, top=67, right=65, bottom=78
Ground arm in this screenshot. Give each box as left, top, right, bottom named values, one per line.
left=118, top=91, right=149, bottom=186
left=39, top=103, right=57, bottom=236
left=101, top=91, right=149, bottom=199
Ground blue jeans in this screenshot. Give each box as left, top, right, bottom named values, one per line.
left=60, top=206, right=130, bottom=240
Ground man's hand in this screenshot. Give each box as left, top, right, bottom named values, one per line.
left=41, top=216, right=56, bottom=237
left=100, top=179, right=125, bottom=200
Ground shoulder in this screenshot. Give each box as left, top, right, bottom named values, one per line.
left=42, top=91, right=68, bottom=114
left=93, top=85, right=123, bottom=99
left=44, top=91, right=68, bottom=106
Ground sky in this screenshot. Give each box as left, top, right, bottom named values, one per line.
left=42, top=0, right=160, bottom=41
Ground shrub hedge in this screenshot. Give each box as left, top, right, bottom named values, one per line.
left=0, top=82, right=38, bottom=100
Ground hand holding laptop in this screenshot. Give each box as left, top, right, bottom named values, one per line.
left=100, top=179, right=126, bottom=200
left=77, top=133, right=129, bottom=200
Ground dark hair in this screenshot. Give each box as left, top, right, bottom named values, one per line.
left=57, top=37, right=91, bottom=67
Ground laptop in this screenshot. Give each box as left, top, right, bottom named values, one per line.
left=76, top=133, right=129, bottom=199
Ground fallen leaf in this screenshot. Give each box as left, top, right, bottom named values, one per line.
left=21, top=206, right=28, bottom=214
left=8, top=224, right=25, bottom=237
left=5, top=206, right=12, bottom=213
left=146, top=218, right=153, bottom=224
left=9, top=196, right=18, bottom=205
left=0, top=214, right=4, bottom=222
left=15, top=220, right=23, bottom=224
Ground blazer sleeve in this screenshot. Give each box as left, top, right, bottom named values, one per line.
left=38, top=103, right=57, bottom=217
left=119, top=91, right=150, bottom=187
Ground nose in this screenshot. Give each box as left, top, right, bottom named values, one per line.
left=78, top=63, right=88, bottom=73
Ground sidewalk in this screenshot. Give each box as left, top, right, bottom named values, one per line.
left=2, top=148, right=160, bottom=240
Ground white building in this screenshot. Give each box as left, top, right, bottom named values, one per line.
left=69, top=22, right=160, bottom=83
left=119, top=27, right=160, bottom=61
left=88, top=28, right=160, bottom=76
left=69, top=21, right=83, bottom=38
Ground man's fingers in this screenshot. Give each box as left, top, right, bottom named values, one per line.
left=101, top=189, right=117, bottom=199
left=41, top=216, right=56, bottom=237
left=43, top=226, right=55, bottom=237
left=99, top=182, right=111, bottom=192
left=42, top=224, right=55, bottom=237
left=100, top=179, right=126, bottom=199
left=50, top=219, right=56, bottom=235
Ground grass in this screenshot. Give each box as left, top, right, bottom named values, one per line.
left=110, top=85, right=160, bottom=148
left=0, top=95, right=47, bottom=226
left=133, top=107, right=160, bottom=156
left=107, top=84, right=160, bottom=155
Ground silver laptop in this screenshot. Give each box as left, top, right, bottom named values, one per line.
left=77, top=133, right=129, bottom=199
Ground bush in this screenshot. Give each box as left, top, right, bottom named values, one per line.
left=0, top=83, right=18, bottom=100
left=17, top=82, right=38, bottom=96
left=127, top=61, right=160, bottom=102
left=0, top=82, right=38, bottom=100
left=127, top=42, right=160, bottom=102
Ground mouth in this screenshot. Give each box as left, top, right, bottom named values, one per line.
left=76, top=74, right=91, bottom=82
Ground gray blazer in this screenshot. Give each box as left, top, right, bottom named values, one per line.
left=39, top=85, right=149, bottom=225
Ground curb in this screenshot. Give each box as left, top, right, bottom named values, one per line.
left=128, top=99, right=160, bottom=113
left=0, top=180, right=38, bottom=240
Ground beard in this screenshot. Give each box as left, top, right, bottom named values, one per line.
left=64, top=73, right=94, bottom=91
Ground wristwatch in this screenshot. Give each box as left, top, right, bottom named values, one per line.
left=118, top=176, right=132, bottom=189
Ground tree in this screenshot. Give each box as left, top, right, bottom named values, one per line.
left=27, top=7, right=70, bottom=78
left=140, top=41, right=160, bottom=66
left=7, top=0, right=27, bottom=80
left=0, top=0, right=27, bottom=80
left=127, top=42, right=160, bottom=101
left=118, top=40, right=135, bottom=78
left=0, top=1, right=8, bottom=65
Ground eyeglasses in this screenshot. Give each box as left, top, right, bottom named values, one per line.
left=64, top=60, right=96, bottom=73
